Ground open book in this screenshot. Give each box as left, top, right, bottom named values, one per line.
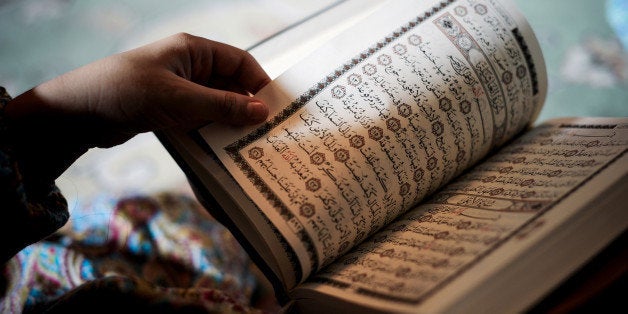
left=158, top=0, right=628, bottom=312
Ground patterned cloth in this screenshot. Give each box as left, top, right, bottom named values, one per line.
left=0, top=88, right=277, bottom=313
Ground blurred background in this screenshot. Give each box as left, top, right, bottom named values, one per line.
left=0, top=0, right=626, bottom=215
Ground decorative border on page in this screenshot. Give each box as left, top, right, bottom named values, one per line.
left=512, top=28, right=539, bottom=96
left=225, top=0, right=457, bottom=275
left=434, top=11, right=510, bottom=149
left=186, top=131, right=305, bottom=286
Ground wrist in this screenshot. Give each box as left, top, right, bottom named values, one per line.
left=4, top=89, right=90, bottom=184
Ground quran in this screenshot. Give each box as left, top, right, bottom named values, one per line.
left=158, top=0, right=628, bottom=312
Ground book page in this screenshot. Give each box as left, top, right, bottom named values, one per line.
left=295, top=118, right=627, bottom=313
left=201, top=0, right=546, bottom=282
left=248, top=0, right=388, bottom=80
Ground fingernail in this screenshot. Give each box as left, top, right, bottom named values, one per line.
left=246, top=101, right=268, bottom=123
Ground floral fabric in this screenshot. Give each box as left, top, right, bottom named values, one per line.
left=0, top=87, right=276, bottom=313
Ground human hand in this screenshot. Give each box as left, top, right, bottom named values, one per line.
left=5, top=33, right=271, bottom=184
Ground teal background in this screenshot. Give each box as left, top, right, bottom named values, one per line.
left=0, top=0, right=626, bottom=207
left=516, top=0, right=628, bottom=121
left=1, top=0, right=626, bottom=122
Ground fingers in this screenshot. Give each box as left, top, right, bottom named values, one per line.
left=158, top=34, right=272, bottom=127
left=208, top=41, right=271, bottom=94
left=168, top=33, right=271, bottom=94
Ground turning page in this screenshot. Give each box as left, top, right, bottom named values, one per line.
left=200, top=0, right=546, bottom=283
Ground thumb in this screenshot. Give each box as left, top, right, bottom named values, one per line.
left=205, top=88, right=269, bottom=126
left=174, top=82, right=269, bottom=127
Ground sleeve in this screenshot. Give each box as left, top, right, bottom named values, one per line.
left=0, top=86, right=69, bottom=263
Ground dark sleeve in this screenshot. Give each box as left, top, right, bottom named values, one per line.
left=0, top=86, right=69, bottom=263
